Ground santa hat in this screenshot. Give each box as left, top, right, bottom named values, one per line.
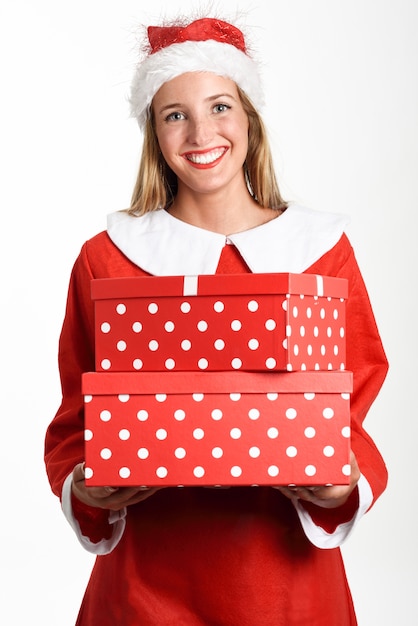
left=130, top=17, right=264, bottom=128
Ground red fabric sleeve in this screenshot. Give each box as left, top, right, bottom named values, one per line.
left=299, top=234, right=388, bottom=531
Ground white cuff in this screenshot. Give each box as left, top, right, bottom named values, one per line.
left=293, top=473, right=373, bottom=549
left=61, top=473, right=126, bottom=555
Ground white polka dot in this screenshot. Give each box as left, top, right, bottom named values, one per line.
left=133, top=359, right=143, bottom=370
left=174, top=447, right=186, bottom=459
left=192, top=393, right=204, bottom=402
left=333, top=309, right=340, bottom=320
left=156, top=428, right=168, bottom=440
left=268, top=465, right=279, bottom=477
left=341, top=393, right=350, bottom=401
left=137, top=409, right=149, bottom=421
left=230, top=427, right=242, bottom=439
left=307, top=345, right=313, bottom=356
left=323, top=408, right=334, bottom=419
left=231, top=319, right=242, bottom=331
left=342, top=426, right=351, bottom=438
left=304, top=393, right=315, bottom=400
left=193, top=466, right=205, bottom=478
left=119, top=467, right=131, bottom=478
left=214, top=300, right=224, bottom=312
left=155, top=394, right=167, bottom=402
left=267, top=427, right=279, bottom=439
left=292, top=306, right=299, bottom=318
left=101, top=322, right=111, bottom=333
left=340, top=327, right=345, bottom=338
left=100, top=410, right=111, bottom=422
left=282, top=299, right=288, bottom=311
left=301, top=363, right=307, bottom=371
left=181, top=339, right=192, bottom=351
left=137, top=448, right=149, bottom=459
left=282, top=338, right=288, bottom=349
left=306, top=307, right=312, bottom=319
left=248, top=338, right=259, bottom=350
left=267, top=393, right=278, bottom=401
left=304, top=427, right=316, bottom=438
left=149, top=340, right=159, bottom=351
left=299, top=325, right=306, bottom=337
left=84, top=394, right=93, bottom=403
left=231, top=358, right=242, bottom=369
left=293, top=344, right=299, bottom=356
left=212, top=447, right=223, bottom=458
left=118, top=394, right=130, bottom=403
left=214, top=339, right=225, bottom=350
left=197, top=320, right=208, bottom=331
left=327, top=327, right=333, bottom=338
left=84, top=429, right=93, bottom=441
left=248, top=408, right=260, bottom=420
left=323, top=446, right=335, bottom=457
left=156, top=466, right=168, bottom=478
left=174, top=409, right=186, bottom=421
left=85, top=467, right=93, bottom=480
left=321, top=345, right=326, bottom=355
left=265, top=319, right=276, bottom=330
left=286, top=446, right=298, bottom=457
left=164, top=321, right=175, bottom=332
left=229, top=393, right=241, bottom=401
left=285, top=325, right=292, bottom=338
left=119, top=429, right=130, bottom=440
left=100, top=448, right=112, bottom=460
left=286, top=364, right=293, bottom=372
left=334, top=345, right=339, bottom=356
left=248, top=300, right=259, bottom=312
left=211, top=409, right=223, bottom=421
left=285, top=408, right=297, bottom=420
left=193, top=428, right=205, bottom=440
left=116, top=303, right=126, bottom=315
left=117, top=340, right=127, bottom=352
left=249, top=446, right=260, bottom=458
left=305, top=465, right=317, bottom=476
left=101, top=359, right=111, bottom=370
left=165, top=358, right=175, bottom=369
left=132, top=321, right=142, bottom=333
left=231, top=466, right=242, bottom=477
left=148, top=302, right=158, bottom=314
left=198, top=358, right=209, bottom=370
left=313, top=326, right=319, bottom=337
left=265, top=357, right=277, bottom=369
left=320, top=308, right=326, bottom=319
left=342, top=464, right=351, bottom=476
left=180, top=302, right=191, bottom=313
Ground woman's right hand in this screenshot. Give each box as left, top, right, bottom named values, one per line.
left=71, top=462, right=161, bottom=511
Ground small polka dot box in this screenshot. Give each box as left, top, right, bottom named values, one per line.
left=91, top=273, right=348, bottom=373
left=82, top=370, right=352, bottom=487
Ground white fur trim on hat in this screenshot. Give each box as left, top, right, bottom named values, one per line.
left=129, top=39, right=264, bottom=128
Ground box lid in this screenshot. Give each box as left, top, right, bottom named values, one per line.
left=90, top=272, right=348, bottom=301
left=82, top=371, right=353, bottom=395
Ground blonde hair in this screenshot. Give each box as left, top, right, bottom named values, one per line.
left=128, top=87, right=287, bottom=216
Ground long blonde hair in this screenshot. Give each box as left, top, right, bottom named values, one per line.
left=128, top=86, right=287, bottom=216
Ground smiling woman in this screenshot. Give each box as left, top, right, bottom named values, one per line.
left=44, top=13, right=388, bottom=626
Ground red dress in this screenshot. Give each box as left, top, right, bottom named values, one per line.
left=45, top=207, right=388, bottom=625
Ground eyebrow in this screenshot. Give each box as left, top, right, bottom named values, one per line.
left=157, top=92, right=237, bottom=115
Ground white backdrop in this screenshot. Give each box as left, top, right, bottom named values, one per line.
left=1, top=1, right=416, bottom=624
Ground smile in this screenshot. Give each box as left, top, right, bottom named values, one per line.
left=183, top=147, right=228, bottom=168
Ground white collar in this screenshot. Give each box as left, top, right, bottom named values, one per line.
left=107, top=204, right=349, bottom=276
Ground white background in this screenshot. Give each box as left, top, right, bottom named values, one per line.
left=1, top=1, right=416, bottom=624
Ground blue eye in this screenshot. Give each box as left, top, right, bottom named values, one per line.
left=165, top=111, right=186, bottom=122
left=213, top=103, right=231, bottom=113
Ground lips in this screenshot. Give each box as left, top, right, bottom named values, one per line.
left=183, top=147, right=228, bottom=168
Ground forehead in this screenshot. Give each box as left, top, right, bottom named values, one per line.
left=153, top=72, right=240, bottom=104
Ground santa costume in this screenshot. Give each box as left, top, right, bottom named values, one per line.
left=45, top=17, right=388, bottom=625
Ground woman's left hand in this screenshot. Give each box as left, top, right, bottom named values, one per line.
left=274, top=450, right=360, bottom=509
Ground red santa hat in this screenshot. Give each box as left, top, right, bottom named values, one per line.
left=130, top=17, right=264, bottom=128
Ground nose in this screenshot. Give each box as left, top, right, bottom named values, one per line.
left=187, top=115, right=214, bottom=146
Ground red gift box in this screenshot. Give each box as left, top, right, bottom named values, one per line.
left=92, top=273, right=347, bottom=373
left=83, top=370, right=352, bottom=487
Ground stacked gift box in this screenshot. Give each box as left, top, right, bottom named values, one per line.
left=82, top=272, right=352, bottom=487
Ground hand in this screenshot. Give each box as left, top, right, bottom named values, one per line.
left=274, top=450, right=360, bottom=509
left=71, top=462, right=161, bottom=511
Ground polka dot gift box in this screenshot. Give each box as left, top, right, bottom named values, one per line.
left=82, top=370, right=352, bottom=487
left=91, top=273, right=347, bottom=373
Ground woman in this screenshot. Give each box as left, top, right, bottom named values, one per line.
left=45, top=16, right=388, bottom=625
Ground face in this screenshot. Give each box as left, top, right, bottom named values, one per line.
left=152, top=72, right=249, bottom=197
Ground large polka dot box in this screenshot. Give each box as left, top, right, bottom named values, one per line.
left=92, top=272, right=348, bottom=373
left=83, top=370, right=352, bottom=487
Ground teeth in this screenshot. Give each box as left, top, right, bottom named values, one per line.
left=187, top=149, right=225, bottom=164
